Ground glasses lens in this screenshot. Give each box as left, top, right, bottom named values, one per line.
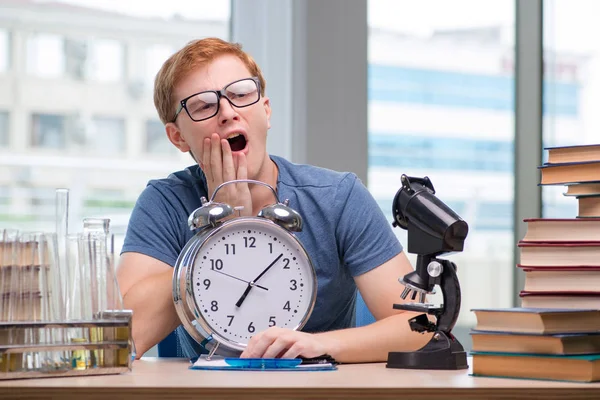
left=225, top=79, right=259, bottom=107
left=186, top=91, right=219, bottom=121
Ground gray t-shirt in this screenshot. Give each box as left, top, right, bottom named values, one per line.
left=122, top=155, right=403, bottom=357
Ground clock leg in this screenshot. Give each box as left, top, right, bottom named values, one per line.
left=206, top=342, right=220, bottom=361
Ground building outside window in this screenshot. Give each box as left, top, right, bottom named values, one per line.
left=88, top=116, right=126, bottom=154
left=145, top=119, right=177, bottom=155
left=0, top=29, right=8, bottom=73
left=26, top=33, right=65, bottom=78
left=367, top=0, right=516, bottom=343
left=0, top=0, right=230, bottom=239
left=87, top=39, right=124, bottom=82
left=31, top=113, right=66, bottom=149
left=145, top=45, right=174, bottom=89
left=0, top=111, right=8, bottom=146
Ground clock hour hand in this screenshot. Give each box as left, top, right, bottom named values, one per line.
left=213, top=269, right=268, bottom=291
left=235, top=253, right=283, bottom=308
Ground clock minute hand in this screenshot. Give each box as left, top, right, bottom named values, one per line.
left=213, top=269, right=268, bottom=291
left=235, top=253, right=283, bottom=308
left=251, top=253, right=284, bottom=284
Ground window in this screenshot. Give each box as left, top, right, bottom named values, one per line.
left=542, top=0, right=598, bottom=218
left=26, top=33, right=65, bottom=78
left=88, top=116, right=126, bottom=154
left=0, top=111, right=8, bottom=146
left=0, top=185, right=8, bottom=206
left=87, top=39, right=124, bottom=82
left=145, top=119, right=177, bottom=155
left=368, top=0, right=516, bottom=342
left=0, top=29, right=9, bottom=72
left=31, top=113, right=66, bottom=149
left=145, top=45, right=174, bottom=89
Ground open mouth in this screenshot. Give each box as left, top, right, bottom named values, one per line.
left=226, top=133, right=247, bottom=152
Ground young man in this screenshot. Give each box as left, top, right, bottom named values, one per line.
left=117, top=37, right=431, bottom=363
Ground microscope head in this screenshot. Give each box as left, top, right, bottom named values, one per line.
left=392, top=175, right=468, bottom=257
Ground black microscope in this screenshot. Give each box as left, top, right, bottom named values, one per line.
left=386, top=174, right=469, bottom=370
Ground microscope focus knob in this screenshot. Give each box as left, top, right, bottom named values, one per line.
left=427, top=261, right=444, bottom=278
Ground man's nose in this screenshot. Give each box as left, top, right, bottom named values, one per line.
left=218, top=97, right=239, bottom=125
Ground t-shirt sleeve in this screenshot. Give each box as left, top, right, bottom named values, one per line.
left=335, top=174, right=403, bottom=277
left=121, top=183, right=189, bottom=267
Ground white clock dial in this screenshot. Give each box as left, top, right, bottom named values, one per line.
left=190, top=219, right=316, bottom=350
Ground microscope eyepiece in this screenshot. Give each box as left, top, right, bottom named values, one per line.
left=392, top=174, right=468, bottom=256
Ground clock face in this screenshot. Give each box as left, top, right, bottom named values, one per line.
left=189, top=218, right=316, bottom=350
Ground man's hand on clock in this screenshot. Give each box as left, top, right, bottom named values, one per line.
left=241, top=327, right=330, bottom=359
left=235, top=253, right=283, bottom=308
left=201, top=134, right=252, bottom=217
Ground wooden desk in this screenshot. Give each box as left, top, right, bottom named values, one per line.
left=1, top=357, right=600, bottom=399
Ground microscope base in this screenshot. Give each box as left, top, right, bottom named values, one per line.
left=386, top=331, right=468, bottom=370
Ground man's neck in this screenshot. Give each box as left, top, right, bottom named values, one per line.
left=250, top=158, right=279, bottom=215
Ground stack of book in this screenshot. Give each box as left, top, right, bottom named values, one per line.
left=540, top=143, right=600, bottom=218
left=519, top=143, right=600, bottom=309
left=471, top=308, right=600, bottom=382
left=470, top=143, right=600, bottom=382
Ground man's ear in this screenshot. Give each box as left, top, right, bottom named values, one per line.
left=165, top=122, right=190, bottom=152
left=263, top=97, right=271, bottom=129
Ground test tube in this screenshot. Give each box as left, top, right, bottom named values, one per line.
left=55, top=189, right=70, bottom=321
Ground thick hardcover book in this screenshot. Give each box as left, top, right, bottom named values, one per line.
left=539, top=160, right=600, bottom=185
left=470, top=308, right=600, bottom=334
left=545, top=143, right=600, bottom=164
left=519, top=265, right=600, bottom=292
left=579, top=195, right=600, bottom=218
left=520, top=291, right=600, bottom=309
left=471, top=351, right=600, bottom=382
left=470, top=330, right=600, bottom=355
left=522, top=218, right=600, bottom=242
left=564, top=182, right=600, bottom=197
left=518, top=241, right=600, bottom=266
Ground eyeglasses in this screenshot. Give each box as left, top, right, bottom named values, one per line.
left=172, top=77, right=261, bottom=123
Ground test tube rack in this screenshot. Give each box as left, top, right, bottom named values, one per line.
left=0, top=310, right=133, bottom=380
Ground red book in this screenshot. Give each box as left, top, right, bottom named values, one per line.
left=522, top=218, right=600, bottom=242
left=539, top=160, right=600, bottom=185
left=518, top=241, right=600, bottom=266
left=518, top=265, right=600, bottom=292
left=545, top=144, right=600, bottom=164
left=520, top=291, right=600, bottom=309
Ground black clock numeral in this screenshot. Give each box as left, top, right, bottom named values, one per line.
left=210, top=259, right=223, bottom=270
left=289, top=279, right=297, bottom=291
left=211, top=300, right=218, bottom=312
left=268, top=243, right=273, bottom=254
left=243, top=236, right=256, bottom=248
left=282, top=258, right=290, bottom=269
left=227, top=315, right=235, bottom=326
left=248, top=322, right=255, bottom=333
left=269, top=316, right=276, bottom=327
left=203, top=279, right=211, bottom=290
left=225, top=243, right=236, bottom=255
left=283, top=301, right=291, bottom=311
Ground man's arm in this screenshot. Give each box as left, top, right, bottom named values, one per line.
left=116, top=252, right=181, bottom=358
left=241, top=251, right=433, bottom=362
left=315, top=251, right=433, bottom=362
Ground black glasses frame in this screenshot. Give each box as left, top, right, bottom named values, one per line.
left=171, top=77, right=261, bottom=123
